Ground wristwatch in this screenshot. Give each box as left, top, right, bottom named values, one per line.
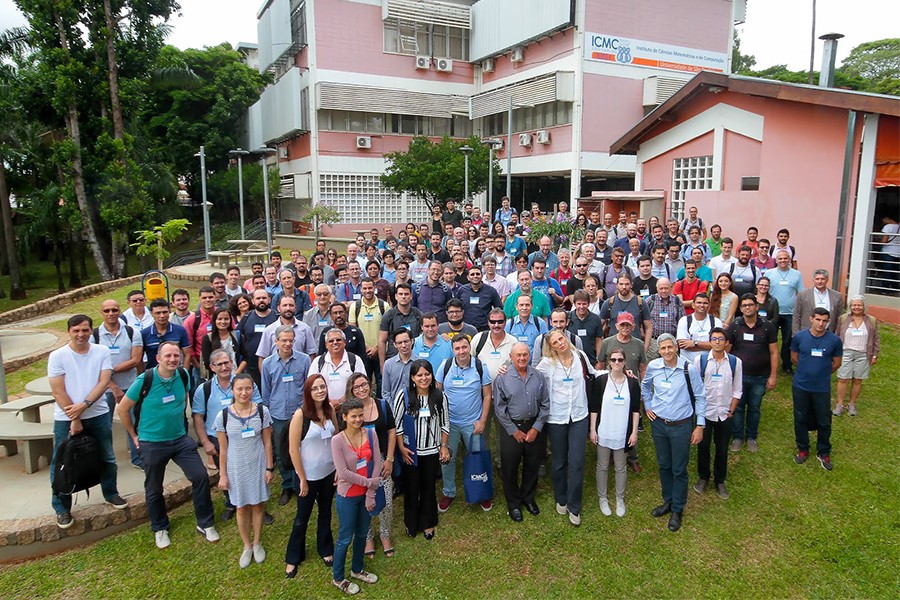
left=266, top=467, right=275, bottom=472
left=85, top=399, right=95, bottom=408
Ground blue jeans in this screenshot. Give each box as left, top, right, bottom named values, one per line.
left=733, top=375, right=768, bottom=441
left=545, top=417, right=589, bottom=516
left=650, top=419, right=692, bottom=514
left=140, top=435, right=215, bottom=532
left=270, top=418, right=294, bottom=491
left=105, top=391, right=141, bottom=467
left=441, top=422, right=477, bottom=499
left=50, top=415, right=119, bottom=515
left=333, top=494, right=372, bottom=582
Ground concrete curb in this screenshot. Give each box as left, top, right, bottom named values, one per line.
left=1, top=330, right=66, bottom=372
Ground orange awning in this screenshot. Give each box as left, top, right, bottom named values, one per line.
left=875, top=116, right=899, bottom=188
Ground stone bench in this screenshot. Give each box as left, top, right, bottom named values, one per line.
left=0, top=395, right=55, bottom=423
left=208, top=251, right=237, bottom=269
left=0, top=417, right=55, bottom=474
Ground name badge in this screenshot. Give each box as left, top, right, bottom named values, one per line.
left=451, top=377, right=465, bottom=387
left=658, top=380, right=672, bottom=390
left=241, top=427, right=255, bottom=439
left=162, top=394, right=176, bottom=404
left=469, top=296, right=480, bottom=304
left=318, top=319, right=328, bottom=326
left=613, top=395, right=626, bottom=405
left=352, top=293, right=361, bottom=300
left=490, top=351, right=501, bottom=357
left=518, top=336, right=528, bottom=342
left=735, top=276, right=744, bottom=282
left=640, top=288, right=650, bottom=297
left=560, top=279, right=568, bottom=286
left=281, top=374, right=294, bottom=383
left=254, top=324, right=266, bottom=333
left=419, top=406, right=431, bottom=417
left=356, top=458, right=367, bottom=470
left=221, top=398, right=232, bottom=406
left=206, top=324, right=213, bottom=331
left=403, top=324, right=411, bottom=330
left=711, top=373, right=724, bottom=380
left=811, top=349, right=824, bottom=357
left=851, top=329, right=864, bottom=336
left=328, top=371, right=341, bottom=380
left=109, top=345, right=120, bottom=355
left=563, top=377, right=574, bottom=383
left=363, top=314, right=374, bottom=322
left=419, top=351, right=430, bottom=358
left=743, top=333, right=754, bottom=341
left=779, top=280, right=789, bottom=286
left=577, top=329, right=587, bottom=337
left=321, top=428, right=332, bottom=440
left=659, top=311, right=669, bottom=318
left=758, top=310, right=767, bottom=317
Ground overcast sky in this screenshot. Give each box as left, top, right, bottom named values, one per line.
left=1, top=0, right=897, bottom=71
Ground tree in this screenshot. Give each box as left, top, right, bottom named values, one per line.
left=731, top=30, right=756, bottom=73
left=381, top=136, right=501, bottom=211
left=840, top=38, right=900, bottom=96
left=132, top=218, right=190, bottom=270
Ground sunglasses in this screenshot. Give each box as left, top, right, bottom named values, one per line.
left=102, top=308, right=120, bottom=313
left=489, top=319, right=505, bottom=325
left=608, top=357, right=625, bottom=363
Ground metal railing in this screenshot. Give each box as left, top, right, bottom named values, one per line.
left=163, top=219, right=270, bottom=269
left=864, top=232, right=900, bottom=296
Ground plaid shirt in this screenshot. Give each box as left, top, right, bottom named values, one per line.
left=647, top=293, right=685, bottom=338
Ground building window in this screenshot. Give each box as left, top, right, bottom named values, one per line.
left=383, top=18, right=469, bottom=60
left=741, top=176, right=760, bottom=191
left=671, top=156, right=713, bottom=221
left=318, top=110, right=471, bottom=137
left=290, top=1, right=307, bottom=47
left=482, top=101, right=573, bottom=136
left=320, top=173, right=430, bottom=223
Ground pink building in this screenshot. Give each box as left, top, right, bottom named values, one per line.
left=247, top=0, right=739, bottom=235
left=610, top=71, right=900, bottom=323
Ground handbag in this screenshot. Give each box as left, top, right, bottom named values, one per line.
left=462, top=433, right=494, bottom=504
left=365, top=427, right=387, bottom=516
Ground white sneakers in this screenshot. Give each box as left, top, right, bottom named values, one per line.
left=599, top=499, right=612, bottom=516
left=616, top=499, right=626, bottom=517
left=155, top=530, right=171, bottom=549
left=556, top=503, right=567, bottom=515
left=196, top=525, right=220, bottom=543
left=240, top=543, right=266, bottom=568
left=568, top=512, right=581, bottom=526
left=252, top=543, right=266, bottom=564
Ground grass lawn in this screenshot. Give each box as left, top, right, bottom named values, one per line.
left=1, top=328, right=897, bottom=598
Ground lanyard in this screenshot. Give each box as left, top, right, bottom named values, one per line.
left=611, top=377, right=625, bottom=397
left=279, top=357, right=294, bottom=377
left=158, top=371, right=179, bottom=395
left=662, top=367, right=678, bottom=382
left=232, top=406, right=256, bottom=428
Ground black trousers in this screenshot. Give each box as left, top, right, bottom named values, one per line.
left=697, top=417, right=731, bottom=484
left=497, top=418, right=545, bottom=511
left=401, top=453, right=440, bottom=535
left=285, top=472, right=336, bottom=565
left=777, top=315, right=793, bottom=370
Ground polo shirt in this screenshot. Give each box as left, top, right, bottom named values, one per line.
left=672, top=278, right=709, bottom=315
left=503, top=290, right=551, bottom=319
left=141, top=323, right=190, bottom=368
left=768, top=268, right=804, bottom=315
left=308, top=351, right=367, bottom=401
left=676, top=265, right=714, bottom=283
left=380, top=306, right=423, bottom=359
left=791, top=329, right=842, bottom=393
left=471, top=331, right=518, bottom=379
left=528, top=250, right=560, bottom=272
left=260, top=350, right=311, bottom=420
left=457, top=284, right=502, bottom=329
left=191, top=375, right=263, bottom=436
left=125, top=368, right=190, bottom=442
left=415, top=280, right=453, bottom=322
left=121, top=308, right=154, bottom=330
left=505, top=236, right=527, bottom=259
left=705, top=237, right=723, bottom=257
left=505, top=316, right=549, bottom=352
left=302, top=307, right=333, bottom=344
left=96, top=322, right=142, bottom=389
left=412, top=335, right=454, bottom=373
left=598, top=335, right=647, bottom=375
left=568, top=311, right=603, bottom=364
left=599, top=264, right=630, bottom=299
left=348, top=298, right=386, bottom=346
left=435, top=358, right=492, bottom=426
left=727, top=317, right=778, bottom=377
left=335, top=280, right=363, bottom=303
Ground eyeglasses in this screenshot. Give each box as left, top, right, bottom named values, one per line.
left=212, top=361, right=232, bottom=367
left=709, top=337, right=727, bottom=342
left=608, top=357, right=625, bottom=363
left=352, top=382, right=370, bottom=391
left=326, top=338, right=344, bottom=344
left=132, top=298, right=146, bottom=302
left=102, top=308, right=120, bottom=313
left=489, top=319, right=505, bottom=325
left=758, top=245, right=770, bottom=250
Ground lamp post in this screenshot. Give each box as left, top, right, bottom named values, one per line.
left=480, top=139, right=501, bottom=214
left=229, top=148, right=251, bottom=239
left=194, top=146, right=210, bottom=260
left=459, top=145, right=473, bottom=205
left=506, top=96, right=534, bottom=202
left=254, top=146, right=278, bottom=260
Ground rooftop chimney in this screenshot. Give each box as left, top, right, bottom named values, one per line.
left=818, top=33, right=844, bottom=88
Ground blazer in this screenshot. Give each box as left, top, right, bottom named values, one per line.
left=792, top=288, right=844, bottom=334
left=836, top=314, right=881, bottom=360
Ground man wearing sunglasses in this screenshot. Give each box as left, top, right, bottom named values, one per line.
left=122, top=289, right=154, bottom=330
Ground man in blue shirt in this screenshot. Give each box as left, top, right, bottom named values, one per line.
left=790, top=308, right=842, bottom=471
left=504, top=223, right=526, bottom=260
left=261, top=326, right=311, bottom=504
left=527, top=236, right=560, bottom=272
left=436, top=335, right=493, bottom=512
left=494, top=196, right=516, bottom=227
left=641, top=333, right=706, bottom=532
left=141, top=300, right=191, bottom=369
left=271, top=270, right=312, bottom=319
left=768, top=250, right=805, bottom=374
left=505, top=294, right=549, bottom=354
left=412, top=313, right=454, bottom=373
left=191, top=349, right=263, bottom=521
left=414, top=262, right=453, bottom=323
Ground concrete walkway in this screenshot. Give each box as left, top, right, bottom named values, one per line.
left=0, top=330, right=59, bottom=363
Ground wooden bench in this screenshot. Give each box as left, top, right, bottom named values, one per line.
left=0, top=395, right=55, bottom=423
left=209, top=251, right=236, bottom=269
left=0, top=416, right=55, bottom=474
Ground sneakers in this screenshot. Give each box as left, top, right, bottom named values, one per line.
left=220, top=507, right=235, bottom=522
left=747, top=439, right=758, bottom=453
left=568, top=512, right=581, bottom=526
left=556, top=503, right=568, bottom=515
left=351, top=570, right=379, bottom=584
left=196, top=525, right=220, bottom=543
left=239, top=548, right=253, bottom=568
left=794, top=451, right=809, bottom=465
left=252, top=542, right=266, bottom=563
left=693, top=479, right=708, bottom=494
left=438, top=495, right=454, bottom=513
left=105, top=494, right=128, bottom=509
left=832, top=404, right=844, bottom=416
left=730, top=439, right=742, bottom=452
left=848, top=405, right=858, bottom=417
left=599, top=499, right=611, bottom=516
left=716, top=483, right=730, bottom=500
left=616, top=499, right=626, bottom=517
left=333, top=579, right=361, bottom=595
left=480, top=500, right=493, bottom=512
left=56, top=511, right=73, bottom=530
left=155, top=530, right=171, bottom=549
left=818, top=455, right=833, bottom=471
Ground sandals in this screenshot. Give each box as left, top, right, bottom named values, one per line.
left=351, top=570, right=379, bottom=584
left=322, top=556, right=334, bottom=567
left=333, top=580, right=360, bottom=595
left=364, top=549, right=376, bottom=559
left=383, top=547, right=395, bottom=557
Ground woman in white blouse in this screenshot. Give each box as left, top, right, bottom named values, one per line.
left=536, top=330, right=603, bottom=526
left=589, top=347, right=641, bottom=518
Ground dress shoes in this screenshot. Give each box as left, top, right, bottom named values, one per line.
left=667, top=511, right=683, bottom=532
left=651, top=502, right=672, bottom=518
left=509, top=508, right=523, bottom=522
left=523, top=501, right=540, bottom=516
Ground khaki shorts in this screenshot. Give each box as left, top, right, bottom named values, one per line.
left=837, top=349, right=870, bottom=380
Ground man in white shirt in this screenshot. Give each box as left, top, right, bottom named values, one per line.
left=121, top=290, right=154, bottom=330
left=708, top=238, right=738, bottom=277
left=308, top=328, right=367, bottom=409
left=471, top=308, right=518, bottom=379
left=676, top=293, right=722, bottom=364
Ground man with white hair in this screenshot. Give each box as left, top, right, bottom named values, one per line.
left=767, top=249, right=804, bottom=374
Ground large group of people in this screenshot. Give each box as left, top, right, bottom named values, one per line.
left=46, top=198, right=883, bottom=593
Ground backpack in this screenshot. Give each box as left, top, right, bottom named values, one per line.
left=190, top=309, right=205, bottom=340
left=441, top=355, right=485, bottom=383
left=52, top=433, right=103, bottom=498
left=92, top=325, right=135, bottom=346
left=317, top=352, right=359, bottom=373
left=506, top=316, right=542, bottom=338
left=682, top=361, right=699, bottom=426
left=685, top=313, right=714, bottom=333
left=135, top=367, right=191, bottom=433
left=278, top=410, right=313, bottom=472
left=699, top=353, right=737, bottom=379
left=353, top=298, right=387, bottom=323
left=729, top=262, right=757, bottom=281
left=221, top=403, right=268, bottom=431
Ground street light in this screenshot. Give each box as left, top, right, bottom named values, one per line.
left=253, top=146, right=278, bottom=260
left=506, top=97, right=534, bottom=201
left=228, top=148, right=251, bottom=239
left=459, top=145, right=473, bottom=205
left=480, top=139, right=502, bottom=214
left=194, top=146, right=210, bottom=261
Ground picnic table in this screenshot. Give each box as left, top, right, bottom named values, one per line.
left=25, top=376, right=51, bottom=396
left=0, top=395, right=55, bottom=423
left=227, top=240, right=269, bottom=266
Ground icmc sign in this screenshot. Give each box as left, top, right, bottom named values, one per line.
left=585, top=32, right=727, bottom=74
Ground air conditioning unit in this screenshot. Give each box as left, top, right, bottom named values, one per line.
left=356, top=136, right=372, bottom=149
left=435, top=58, right=453, bottom=72
left=510, top=46, right=525, bottom=63
left=278, top=220, right=293, bottom=234
left=489, top=137, right=504, bottom=149
left=518, top=133, right=532, bottom=147
left=277, top=147, right=288, bottom=159
left=536, top=130, right=551, bottom=144
left=481, top=58, right=495, bottom=73
left=415, top=55, right=431, bottom=70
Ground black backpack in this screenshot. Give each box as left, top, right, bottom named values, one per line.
left=278, top=411, right=313, bottom=472
left=92, top=325, right=135, bottom=345
left=52, top=433, right=103, bottom=498
left=316, top=352, right=359, bottom=372
left=441, top=355, right=485, bottom=382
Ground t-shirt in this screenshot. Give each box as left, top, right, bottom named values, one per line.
left=438, top=322, right=478, bottom=341
left=709, top=254, right=737, bottom=276
left=790, top=329, right=843, bottom=393
left=727, top=317, right=778, bottom=377
left=598, top=295, right=651, bottom=339
left=767, top=268, right=804, bottom=314
left=676, top=313, right=722, bottom=364
left=48, top=344, right=113, bottom=421
left=568, top=312, right=603, bottom=364
left=598, top=335, right=646, bottom=375
left=672, top=278, right=710, bottom=315
left=125, top=369, right=190, bottom=442
left=882, top=223, right=900, bottom=257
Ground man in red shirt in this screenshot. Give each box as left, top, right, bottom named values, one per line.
left=673, top=261, right=710, bottom=316
left=182, top=286, right=218, bottom=377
